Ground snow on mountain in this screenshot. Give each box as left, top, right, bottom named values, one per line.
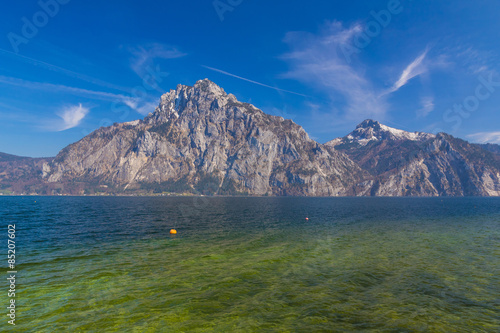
left=328, top=119, right=435, bottom=147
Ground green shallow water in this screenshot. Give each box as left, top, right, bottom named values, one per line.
left=2, top=197, right=499, bottom=332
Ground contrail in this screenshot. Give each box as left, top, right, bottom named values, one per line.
left=202, top=65, right=309, bottom=97
left=0, top=74, right=132, bottom=102
left=0, top=48, right=131, bottom=93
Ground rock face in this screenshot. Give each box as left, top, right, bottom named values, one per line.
left=0, top=153, right=52, bottom=194
left=328, top=120, right=500, bottom=196
left=44, top=79, right=368, bottom=196
left=1, top=80, right=499, bottom=196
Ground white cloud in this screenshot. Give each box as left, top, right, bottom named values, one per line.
left=281, top=21, right=388, bottom=121
left=136, top=100, right=159, bottom=115
left=453, top=45, right=494, bottom=75
left=56, top=104, right=90, bottom=131
left=417, top=96, right=435, bottom=117
left=387, top=50, right=428, bottom=94
left=466, top=132, right=500, bottom=144
left=122, top=97, right=158, bottom=115
left=130, top=43, right=186, bottom=77
left=0, top=74, right=159, bottom=116
left=123, top=99, right=138, bottom=110
left=0, top=48, right=130, bottom=93
left=0, top=75, right=131, bottom=102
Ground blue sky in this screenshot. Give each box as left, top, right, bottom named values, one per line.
left=1, top=0, right=499, bottom=157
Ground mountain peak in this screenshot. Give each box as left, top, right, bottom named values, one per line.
left=4, top=76, right=500, bottom=197
left=193, top=78, right=227, bottom=97
left=357, top=119, right=382, bottom=129
left=144, top=79, right=236, bottom=124
left=41, top=79, right=368, bottom=196
left=327, top=120, right=435, bottom=147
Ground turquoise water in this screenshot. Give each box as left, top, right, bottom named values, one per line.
left=1, top=197, right=499, bottom=332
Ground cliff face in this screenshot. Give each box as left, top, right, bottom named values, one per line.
left=43, top=79, right=369, bottom=196
left=328, top=120, right=500, bottom=196
left=1, top=80, right=499, bottom=196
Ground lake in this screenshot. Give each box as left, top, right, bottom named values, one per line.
left=1, top=196, right=499, bottom=332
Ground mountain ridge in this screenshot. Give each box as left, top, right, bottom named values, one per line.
left=326, top=119, right=435, bottom=148
left=330, top=121, right=500, bottom=196
left=41, top=79, right=369, bottom=196
left=1, top=79, right=499, bottom=196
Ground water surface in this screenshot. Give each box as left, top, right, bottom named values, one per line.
left=1, top=197, right=499, bottom=332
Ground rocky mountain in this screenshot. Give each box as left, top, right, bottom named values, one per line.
left=480, top=143, right=500, bottom=155
left=327, top=119, right=435, bottom=147
left=0, top=153, right=53, bottom=194
left=327, top=120, right=500, bottom=196
left=1, top=80, right=499, bottom=196
left=41, top=79, right=369, bottom=196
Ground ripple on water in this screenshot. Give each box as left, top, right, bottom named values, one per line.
left=2, top=196, right=499, bottom=332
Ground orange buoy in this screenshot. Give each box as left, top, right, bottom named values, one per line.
left=170, top=229, right=177, bottom=234
left=305, top=217, right=309, bottom=221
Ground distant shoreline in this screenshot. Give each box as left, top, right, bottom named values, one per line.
left=1, top=194, right=498, bottom=198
